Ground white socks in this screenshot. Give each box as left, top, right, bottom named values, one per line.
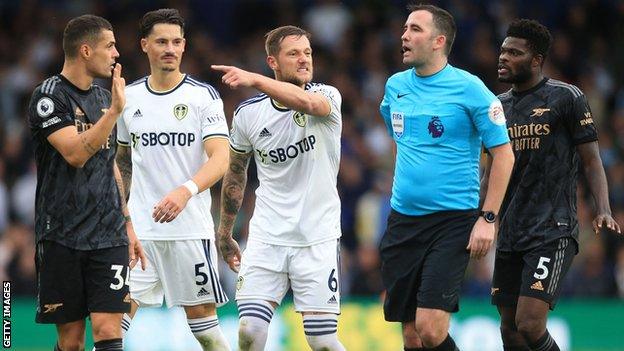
left=303, top=314, right=345, bottom=351
left=237, top=300, right=275, bottom=351
left=188, top=315, right=231, bottom=351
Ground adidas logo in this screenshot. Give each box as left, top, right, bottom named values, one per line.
left=132, top=109, right=143, bottom=118
left=327, top=295, right=337, bottom=304
left=197, top=287, right=211, bottom=297
left=530, top=281, right=544, bottom=291
left=259, top=128, right=272, bottom=137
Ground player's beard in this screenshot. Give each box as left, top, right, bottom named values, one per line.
left=280, top=68, right=312, bottom=87
left=498, top=61, right=533, bottom=84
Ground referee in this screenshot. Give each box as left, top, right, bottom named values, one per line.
left=378, top=5, right=514, bottom=351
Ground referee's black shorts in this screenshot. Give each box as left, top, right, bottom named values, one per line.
left=379, top=208, right=478, bottom=322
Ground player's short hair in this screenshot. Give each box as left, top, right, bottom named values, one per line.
left=506, top=19, right=552, bottom=58
left=140, top=8, right=185, bottom=38
left=407, top=3, right=456, bottom=55
left=63, top=15, right=113, bottom=59
left=264, top=25, right=311, bottom=56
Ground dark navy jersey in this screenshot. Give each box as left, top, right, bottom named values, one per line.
left=28, top=74, right=127, bottom=250
left=497, top=78, right=597, bottom=252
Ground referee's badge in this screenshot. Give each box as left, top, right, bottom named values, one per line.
left=173, top=104, right=188, bottom=120
left=391, top=112, right=404, bottom=138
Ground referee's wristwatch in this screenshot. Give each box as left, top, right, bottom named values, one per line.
left=479, top=210, right=497, bottom=223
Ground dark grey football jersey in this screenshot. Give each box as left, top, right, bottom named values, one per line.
left=28, top=74, right=127, bottom=250
left=497, top=78, right=597, bottom=252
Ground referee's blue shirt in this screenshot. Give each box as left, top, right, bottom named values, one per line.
left=380, top=64, right=509, bottom=216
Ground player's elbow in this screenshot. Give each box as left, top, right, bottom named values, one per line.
left=61, top=149, right=87, bottom=168
left=65, top=155, right=87, bottom=168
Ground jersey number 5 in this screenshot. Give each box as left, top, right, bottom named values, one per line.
left=534, top=257, right=551, bottom=280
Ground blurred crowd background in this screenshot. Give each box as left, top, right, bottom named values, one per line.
left=1, top=0, right=624, bottom=303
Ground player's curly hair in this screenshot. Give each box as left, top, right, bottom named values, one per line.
left=63, top=15, right=113, bottom=58
left=506, top=19, right=552, bottom=58
left=140, top=8, right=185, bottom=38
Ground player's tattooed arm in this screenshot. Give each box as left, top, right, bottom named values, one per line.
left=217, top=150, right=251, bottom=272
left=113, top=161, right=129, bottom=216
left=116, top=144, right=132, bottom=201
left=219, top=150, right=251, bottom=235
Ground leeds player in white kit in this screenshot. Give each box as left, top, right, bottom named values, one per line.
left=213, top=26, right=345, bottom=351
left=116, top=9, right=231, bottom=351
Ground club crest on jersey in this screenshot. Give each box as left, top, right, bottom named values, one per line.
left=391, top=112, right=404, bottom=138
left=173, top=104, right=188, bottom=120
left=293, top=111, right=307, bottom=127
left=36, top=97, right=54, bottom=118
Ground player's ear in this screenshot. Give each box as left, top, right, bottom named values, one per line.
left=532, top=54, right=544, bottom=68
left=79, top=44, right=91, bottom=59
left=267, top=55, right=278, bottom=70
left=140, top=38, right=148, bottom=53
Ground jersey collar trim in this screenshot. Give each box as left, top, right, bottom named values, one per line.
left=511, top=77, right=548, bottom=97
left=270, top=98, right=290, bottom=112
left=145, top=74, right=187, bottom=96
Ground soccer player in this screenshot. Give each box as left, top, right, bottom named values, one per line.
left=213, top=25, right=346, bottom=351
left=27, top=15, right=145, bottom=351
left=485, top=19, right=621, bottom=351
left=378, top=5, right=515, bottom=351
left=115, top=8, right=231, bottom=351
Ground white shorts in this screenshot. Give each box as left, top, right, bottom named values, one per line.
left=130, top=239, right=228, bottom=308
left=236, top=238, right=341, bottom=314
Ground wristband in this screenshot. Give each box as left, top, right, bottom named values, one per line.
left=183, top=180, right=199, bottom=196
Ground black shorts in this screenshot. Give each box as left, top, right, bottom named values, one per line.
left=491, top=237, right=577, bottom=309
left=379, top=209, right=478, bottom=322
left=35, top=240, right=131, bottom=324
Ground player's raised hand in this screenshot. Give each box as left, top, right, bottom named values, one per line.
left=152, top=185, right=192, bottom=223
left=211, top=65, right=257, bottom=89
left=467, top=218, right=496, bottom=259
left=217, top=233, right=241, bottom=273
left=593, top=213, right=621, bottom=235
left=126, top=222, right=147, bottom=270
left=110, top=63, right=126, bottom=115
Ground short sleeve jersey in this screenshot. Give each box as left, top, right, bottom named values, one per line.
left=229, top=83, right=342, bottom=246
left=28, top=74, right=127, bottom=250
left=117, top=75, right=229, bottom=240
left=497, top=78, right=598, bottom=251
left=379, top=64, right=510, bottom=216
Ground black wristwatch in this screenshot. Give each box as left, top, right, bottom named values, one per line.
left=479, top=210, right=497, bottom=223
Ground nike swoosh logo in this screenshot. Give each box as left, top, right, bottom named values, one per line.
left=397, top=93, right=409, bottom=98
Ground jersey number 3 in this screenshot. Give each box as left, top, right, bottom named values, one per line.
left=110, top=264, right=130, bottom=290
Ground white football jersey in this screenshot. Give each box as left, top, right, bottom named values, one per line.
left=230, top=83, right=342, bottom=246
left=117, top=75, right=229, bottom=240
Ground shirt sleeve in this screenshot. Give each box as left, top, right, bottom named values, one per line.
left=465, top=79, right=510, bottom=149
left=28, top=89, right=74, bottom=138
left=200, top=97, right=229, bottom=141
left=229, top=109, right=252, bottom=154
left=116, top=107, right=130, bottom=146
left=310, top=84, right=342, bottom=125
left=379, top=83, right=393, bottom=137
left=561, top=90, right=598, bottom=145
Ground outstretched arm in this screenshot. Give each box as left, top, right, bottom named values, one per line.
left=217, top=149, right=252, bottom=272
left=577, top=141, right=621, bottom=234
left=211, top=64, right=331, bottom=117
